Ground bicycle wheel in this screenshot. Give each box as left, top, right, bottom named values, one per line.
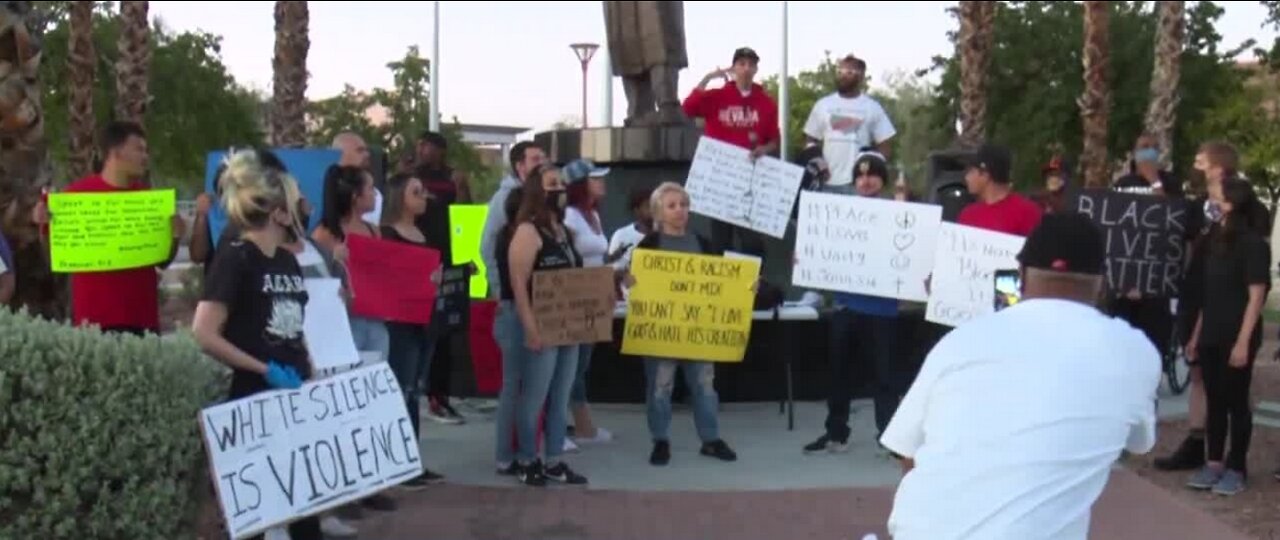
left=1164, top=324, right=1190, bottom=395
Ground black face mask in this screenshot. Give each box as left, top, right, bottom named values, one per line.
left=546, top=190, right=567, bottom=214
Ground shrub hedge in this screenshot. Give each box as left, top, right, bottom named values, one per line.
left=0, top=309, right=227, bottom=539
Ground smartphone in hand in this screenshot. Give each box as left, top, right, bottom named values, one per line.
left=993, top=269, right=1021, bottom=311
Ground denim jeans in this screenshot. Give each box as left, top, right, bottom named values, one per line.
left=350, top=315, right=390, bottom=364
left=387, top=322, right=437, bottom=438
left=570, top=343, right=594, bottom=405
left=825, top=309, right=902, bottom=441
left=493, top=301, right=580, bottom=464
left=645, top=358, right=720, bottom=443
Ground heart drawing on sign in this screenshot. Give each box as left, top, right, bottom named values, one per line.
left=893, top=233, right=915, bottom=251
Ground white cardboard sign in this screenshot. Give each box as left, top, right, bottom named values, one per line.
left=685, top=136, right=805, bottom=239
left=201, top=363, right=421, bottom=539
left=302, top=278, right=360, bottom=372
left=926, top=222, right=1026, bottom=327
left=792, top=191, right=941, bottom=302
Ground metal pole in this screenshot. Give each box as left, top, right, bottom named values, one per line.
left=603, top=49, right=613, bottom=128
left=429, top=0, right=440, bottom=132
left=780, top=0, right=789, bottom=161
left=582, top=63, right=589, bottom=128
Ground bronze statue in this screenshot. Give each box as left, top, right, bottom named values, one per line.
left=603, top=1, right=689, bottom=126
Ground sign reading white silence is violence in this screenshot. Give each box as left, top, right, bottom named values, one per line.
left=200, top=363, right=421, bottom=539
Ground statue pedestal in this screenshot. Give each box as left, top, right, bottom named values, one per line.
left=533, top=125, right=796, bottom=291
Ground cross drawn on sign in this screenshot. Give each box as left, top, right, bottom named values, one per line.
left=531, top=267, right=616, bottom=347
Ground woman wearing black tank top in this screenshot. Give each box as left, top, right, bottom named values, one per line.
left=379, top=172, right=447, bottom=488
left=494, top=164, right=589, bottom=487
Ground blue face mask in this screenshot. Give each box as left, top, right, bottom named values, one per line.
left=1135, top=148, right=1160, bottom=164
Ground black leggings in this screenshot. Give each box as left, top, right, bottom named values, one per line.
left=1199, top=343, right=1256, bottom=473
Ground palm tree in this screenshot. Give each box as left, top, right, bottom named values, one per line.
left=67, top=0, right=96, bottom=180
left=272, top=1, right=309, bottom=147
left=115, top=1, right=151, bottom=127
left=1143, top=1, right=1184, bottom=169
left=1080, top=1, right=1111, bottom=189
left=0, top=1, right=62, bottom=318
left=957, top=0, right=995, bottom=149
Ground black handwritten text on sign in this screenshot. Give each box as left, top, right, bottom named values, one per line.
left=1073, top=189, right=1186, bottom=297
left=200, top=363, right=421, bottom=539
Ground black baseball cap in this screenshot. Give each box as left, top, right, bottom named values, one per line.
left=962, top=144, right=1012, bottom=184
left=733, top=47, right=760, bottom=63
left=1016, top=212, right=1106, bottom=275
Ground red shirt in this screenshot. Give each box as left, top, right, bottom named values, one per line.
left=64, top=175, right=162, bottom=331
left=957, top=192, right=1043, bottom=237
left=682, top=83, right=780, bottom=150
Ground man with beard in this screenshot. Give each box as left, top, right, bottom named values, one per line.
left=802, top=54, right=897, bottom=194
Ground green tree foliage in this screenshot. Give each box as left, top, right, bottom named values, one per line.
left=925, top=1, right=1249, bottom=189
left=40, top=8, right=264, bottom=196
left=1188, top=66, right=1280, bottom=206
left=306, top=46, right=500, bottom=201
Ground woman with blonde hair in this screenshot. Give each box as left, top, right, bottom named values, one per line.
left=192, top=149, right=321, bottom=540
left=626, top=181, right=737, bottom=466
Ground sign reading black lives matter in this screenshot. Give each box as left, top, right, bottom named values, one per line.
left=1071, top=189, right=1187, bottom=297
left=201, top=363, right=421, bottom=539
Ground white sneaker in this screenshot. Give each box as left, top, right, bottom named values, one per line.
left=320, top=515, right=358, bottom=538
left=563, top=438, right=580, bottom=453
left=573, top=427, right=614, bottom=444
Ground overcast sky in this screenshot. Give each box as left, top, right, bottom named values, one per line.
left=149, top=1, right=1278, bottom=134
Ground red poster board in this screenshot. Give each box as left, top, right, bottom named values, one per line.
left=347, top=234, right=440, bottom=324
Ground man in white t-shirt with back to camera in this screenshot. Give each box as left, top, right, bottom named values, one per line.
left=880, top=212, right=1161, bottom=540
left=803, top=53, right=896, bottom=194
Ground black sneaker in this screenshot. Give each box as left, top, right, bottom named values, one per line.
left=803, top=434, right=849, bottom=455
left=336, top=503, right=365, bottom=521
left=700, top=439, right=737, bottom=462
left=497, top=462, right=523, bottom=476
left=650, top=440, right=671, bottom=466
left=518, top=460, right=547, bottom=487
left=401, top=473, right=430, bottom=491
left=545, top=462, right=589, bottom=485
left=441, top=400, right=467, bottom=424
left=1153, top=435, right=1205, bottom=471
left=422, top=468, right=445, bottom=484
left=360, top=493, right=397, bottom=512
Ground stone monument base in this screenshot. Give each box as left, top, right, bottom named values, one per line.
left=533, top=126, right=797, bottom=292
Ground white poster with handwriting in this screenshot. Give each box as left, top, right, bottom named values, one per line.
left=201, top=363, right=421, bottom=539
left=793, top=191, right=941, bottom=302
left=685, top=136, right=805, bottom=239
left=303, top=278, right=360, bottom=372
left=926, top=222, right=1026, bottom=327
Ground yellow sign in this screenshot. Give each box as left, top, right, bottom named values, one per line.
left=49, top=189, right=175, bottom=272
left=449, top=204, right=489, bottom=299
left=621, top=249, right=761, bottom=362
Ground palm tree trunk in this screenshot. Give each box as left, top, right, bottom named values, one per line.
left=67, top=0, right=96, bottom=180
left=272, top=1, right=309, bottom=148
left=1143, top=1, right=1184, bottom=170
left=957, top=0, right=995, bottom=149
left=115, top=0, right=151, bottom=127
left=0, top=1, right=64, bottom=319
left=1080, top=1, right=1112, bottom=189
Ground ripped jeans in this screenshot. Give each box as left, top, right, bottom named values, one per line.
left=645, top=358, right=720, bottom=443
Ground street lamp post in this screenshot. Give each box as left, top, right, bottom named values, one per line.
left=570, top=42, right=599, bottom=128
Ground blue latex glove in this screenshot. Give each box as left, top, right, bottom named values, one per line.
left=264, top=361, right=303, bottom=390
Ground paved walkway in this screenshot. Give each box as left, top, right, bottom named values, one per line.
left=341, top=397, right=1248, bottom=539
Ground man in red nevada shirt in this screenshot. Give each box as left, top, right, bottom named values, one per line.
left=958, top=144, right=1043, bottom=237
left=46, top=121, right=183, bottom=335
left=683, top=47, right=780, bottom=255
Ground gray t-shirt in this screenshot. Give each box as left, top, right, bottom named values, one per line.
left=657, top=233, right=702, bottom=255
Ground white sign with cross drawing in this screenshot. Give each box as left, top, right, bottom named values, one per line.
left=792, top=191, right=941, bottom=302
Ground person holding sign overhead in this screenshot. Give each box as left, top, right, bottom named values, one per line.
left=494, top=163, right=590, bottom=487
left=683, top=46, right=778, bottom=256
left=191, top=149, right=321, bottom=540
left=38, top=121, right=183, bottom=336
left=624, top=182, right=739, bottom=466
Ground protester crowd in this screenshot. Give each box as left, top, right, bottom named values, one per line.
left=6, top=45, right=1278, bottom=539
